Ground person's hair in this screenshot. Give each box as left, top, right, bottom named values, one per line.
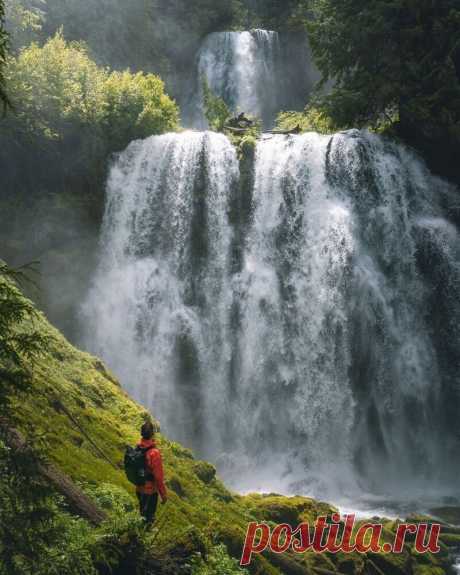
left=141, top=421, right=155, bottom=440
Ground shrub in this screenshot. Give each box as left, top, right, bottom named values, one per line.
left=0, top=439, right=99, bottom=575
left=5, top=32, right=178, bottom=145
left=83, top=482, right=136, bottom=515
left=191, top=543, right=248, bottom=575
left=193, top=460, right=216, bottom=484
left=202, top=77, right=230, bottom=132
left=276, top=106, right=337, bottom=135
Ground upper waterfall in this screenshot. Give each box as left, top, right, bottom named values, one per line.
left=197, top=30, right=280, bottom=126
left=189, top=29, right=318, bottom=128
left=82, top=129, right=460, bottom=501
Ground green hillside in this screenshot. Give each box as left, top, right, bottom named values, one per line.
left=1, top=271, right=458, bottom=574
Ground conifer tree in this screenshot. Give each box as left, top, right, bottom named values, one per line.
left=0, top=263, right=49, bottom=413
left=0, top=0, right=9, bottom=111
left=308, top=0, right=460, bottom=182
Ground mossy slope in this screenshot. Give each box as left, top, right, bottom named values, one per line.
left=10, top=305, right=458, bottom=575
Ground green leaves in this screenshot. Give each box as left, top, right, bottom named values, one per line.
left=6, top=32, right=179, bottom=145
left=0, top=0, right=10, bottom=112
left=0, top=262, right=50, bottom=412
left=0, top=30, right=179, bottom=209
left=103, top=69, right=178, bottom=148
left=307, top=0, right=460, bottom=181
left=276, top=106, right=337, bottom=134
left=202, top=77, right=230, bottom=132
left=191, top=543, right=249, bottom=575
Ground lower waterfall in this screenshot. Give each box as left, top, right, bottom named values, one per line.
left=82, top=129, right=460, bottom=502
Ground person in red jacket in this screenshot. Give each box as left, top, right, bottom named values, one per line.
left=136, top=421, right=167, bottom=524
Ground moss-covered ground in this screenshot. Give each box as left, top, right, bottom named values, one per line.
left=8, top=302, right=460, bottom=574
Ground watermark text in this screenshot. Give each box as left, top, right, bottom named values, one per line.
left=240, top=514, right=441, bottom=566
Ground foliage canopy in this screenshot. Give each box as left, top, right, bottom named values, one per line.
left=0, top=31, right=179, bottom=226
left=307, top=0, right=460, bottom=182
left=0, top=262, right=49, bottom=412
left=4, top=0, right=45, bottom=51
left=276, top=106, right=337, bottom=134
left=6, top=32, right=178, bottom=145
left=0, top=0, right=9, bottom=111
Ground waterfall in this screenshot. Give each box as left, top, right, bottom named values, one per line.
left=192, top=30, right=317, bottom=128
left=83, top=128, right=460, bottom=500
left=233, top=131, right=460, bottom=497
left=82, top=131, right=239, bottom=450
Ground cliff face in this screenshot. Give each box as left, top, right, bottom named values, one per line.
left=2, top=293, right=458, bottom=575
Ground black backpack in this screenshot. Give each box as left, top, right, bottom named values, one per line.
left=124, top=445, right=154, bottom=486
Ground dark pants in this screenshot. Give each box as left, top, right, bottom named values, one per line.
left=136, top=492, right=159, bottom=524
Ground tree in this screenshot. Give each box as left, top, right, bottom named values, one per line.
left=4, top=0, right=45, bottom=52
left=276, top=107, right=337, bottom=134
left=248, top=0, right=310, bottom=30
left=5, top=32, right=178, bottom=144
left=0, top=263, right=49, bottom=413
left=0, top=0, right=9, bottom=112
left=308, top=0, right=460, bottom=183
left=202, top=78, right=230, bottom=132
left=0, top=32, right=179, bottom=194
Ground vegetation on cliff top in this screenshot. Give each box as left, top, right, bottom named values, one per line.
left=306, top=0, right=460, bottom=183
left=2, top=31, right=178, bottom=157
left=0, top=29, right=179, bottom=331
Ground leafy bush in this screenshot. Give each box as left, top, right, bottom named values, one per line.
left=191, top=543, right=248, bottom=575
left=202, top=77, right=230, bottom=132
left=83, top=482, right=136, bottom=516
left=6, top=32, right=178, bottom=144
left=276, top=106, right=337, bottom=134
left=0, top=439, right=100, bottom=575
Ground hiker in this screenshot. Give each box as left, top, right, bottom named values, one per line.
left=135, top=421, right=167, bottom=524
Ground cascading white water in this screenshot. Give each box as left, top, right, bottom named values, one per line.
left=82, top=131, right=239, bottom=448
left=83, top=128, right=460, bottom=501
left=196, top=30, right=280, bottom=126
left=192, top=29, right=317, bottom=128
left=231, top=131, right=460, bottom=498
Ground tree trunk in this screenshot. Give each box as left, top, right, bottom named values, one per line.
left=1, top=423, right=107, bottom=526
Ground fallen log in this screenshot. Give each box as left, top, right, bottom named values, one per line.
left=224, top=126, right=250, bottom=133
left=1, top=423, right=107, bottom=526
left=265, top=128, right=302, bottom=135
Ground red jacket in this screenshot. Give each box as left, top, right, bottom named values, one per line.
left=136, top=438, right=167, bottom=500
